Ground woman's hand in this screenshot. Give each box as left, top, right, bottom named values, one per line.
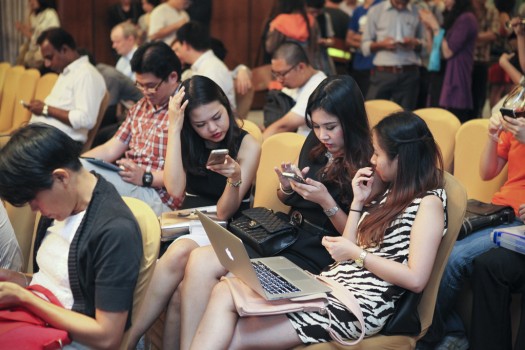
left=322, top=236, right=358, bottom=262
left=501, top=115, right=525, bottom=143
left=207, top=155, right=241, bottom=181
left=289, top=177, right=331, bottom=206
left=351, top=167, right=375, bottom=207
left=116, top=158, right=145, bottom=186
left=274, top=162, right=308, bottom=192
left=0, top=282, right=26, bottom=308
left=168, top=86, right=187, bottom=132
left=510, top=17, right=525, bottom=36
left=488, top=113, right=504, bottom=140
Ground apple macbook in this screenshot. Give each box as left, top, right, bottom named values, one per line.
left=196, top=211, right=331, bottom=300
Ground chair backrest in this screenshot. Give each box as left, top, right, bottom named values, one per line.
left=454, top=119, right=507, bottom=202
left=0, top=62, right=11, bottom=105
left=34, top=72, right=58, bottom=101
left=253, top=132, right=306, bottom=213
left=9, top=68, right=41, bottom=134
left=417, top=172, right=467, bottom=337
left=4, top=202, right=37, bottom=273
left=82, top=91, right=110, bottom=153
left=239, top=119, right=263, bottom=144
left=414, top=108, right=461, bottom=173
left=364, top=99, right=403, bottom=129
left=120, top=197, right=161, bottom=350
left=0, top=66, right=25, bottom=133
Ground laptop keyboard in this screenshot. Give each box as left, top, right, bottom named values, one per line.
left=251, top=261, right=300, bottom=294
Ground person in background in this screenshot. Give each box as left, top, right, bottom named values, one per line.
left=108, top=0, right=143, bottom=29
left=339, top=0, right=358, bottom=16
left=188, top=111, right=447, bottom=350
left=127, top=75, right=260, bottom=349
left=137, top=0, right=160, bottom=44
left=15, top=0, right=60, bottom=70
left=0, top=123, right=142, bottom=349
left=0, top=202, right=23, bottom=272
left=263, top=42, right=326, bottom=139
left=111, top=21, right=139, bottom=80
left=82, top=41, right=182, bottom=216
left=361, top=0, right=426, bottom=110
left=306, top=0, right=337, bottom=76
left=148, top=0, right=190, bottom=45
left=346, top=0, right=382, bottom=97
left=26, top=28, right=106, bottom=145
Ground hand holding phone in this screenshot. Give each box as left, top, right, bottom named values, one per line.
left=282, top=172, right=306, bottom=184
left=207, top=149, right=229, bottom=166
left=19, top=100, right=29, bottom=108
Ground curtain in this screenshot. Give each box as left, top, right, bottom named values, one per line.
left=0, top=0, right=28, bottom=64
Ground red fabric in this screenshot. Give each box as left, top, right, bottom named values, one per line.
left=488, top=63, right=511, bottom=84
left=0, top=285, right=72, bottom=350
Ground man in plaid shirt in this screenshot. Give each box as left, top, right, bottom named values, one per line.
left=82, top=42, right=181, bottom=215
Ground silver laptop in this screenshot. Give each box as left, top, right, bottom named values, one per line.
left=197, top=211, right=331, bottom=301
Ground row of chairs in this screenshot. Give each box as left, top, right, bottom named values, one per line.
left=0, top=62, right=58, bottom=136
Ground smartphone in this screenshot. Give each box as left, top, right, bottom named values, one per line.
left=206, top=149, right=229, bottom=166
left=500, top=107, right=517, bottom=119
left=19, top=100, right=29, bottom=108
left=81, top=157, right=122, bottom=172
left=282, top=172, right=306, bottom=184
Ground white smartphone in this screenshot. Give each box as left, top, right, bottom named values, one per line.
left=19, top=100, right=29, bottom=108
left=206, top=149, right=229, bottom=166
left=282, top=172, right=306, bottom=184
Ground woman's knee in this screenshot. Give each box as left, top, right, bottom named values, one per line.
left=162, top=239, right=199, bottom=273
left=185, top=245, right=225, bottom=279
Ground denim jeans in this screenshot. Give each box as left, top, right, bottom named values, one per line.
left=423, top=219, right=522, bottom=343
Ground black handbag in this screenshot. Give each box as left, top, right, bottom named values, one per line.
left=458, top=199, right=515, bottom=240
left=380, top=291, right=422, bottom=336
left=229, top=207, right=298, bottom=256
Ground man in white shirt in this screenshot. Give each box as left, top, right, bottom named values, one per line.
left=263, top=42, right=327, bottom=139
left=173, top=21, right=237, bottom=110
left=26, top=28, right=106, bottom=144
left=148, top=0, right=190, bottom=45
left=111, top=21, right=139, bottom=80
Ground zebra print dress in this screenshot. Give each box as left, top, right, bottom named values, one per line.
left=287, top=189, right=447, bottom=343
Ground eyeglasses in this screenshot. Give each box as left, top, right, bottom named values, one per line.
left=271, top=63, right=298, bottom=80
left=134, top=78, right=165, bottom=94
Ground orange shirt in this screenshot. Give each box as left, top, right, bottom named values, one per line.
left=492, top=131, right=525, bottom=216
left=269, top=13, right=315, bottom=42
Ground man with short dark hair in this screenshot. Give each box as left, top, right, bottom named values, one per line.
left=82, top=41, right=181, bottom=215
left=262, top=42, right=327, bottom=139
left=0, top=123, right=142, bottom=348
left=26, top=27, right=106, bottom=144
left=173, top=21, right=236, bottom=109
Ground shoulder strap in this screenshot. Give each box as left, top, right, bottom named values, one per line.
left=27, top=284, right=64, bottom=308
left=314, top=274, right=366, bottom=346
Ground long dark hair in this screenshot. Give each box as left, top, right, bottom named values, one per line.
left=180, top=76, right=242, bottom=175
left=358, top=112, right=444, bottom=247
left=443, top=0, right=474, bottom=31
left=305, top=75, right=372, bottom=204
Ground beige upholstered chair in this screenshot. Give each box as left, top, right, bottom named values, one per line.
left=34, top=72, right=58, bottom=101
left=119, top=197, right=161, bottom=350
left=4, top=202, right=37, bottom=273
left=239, top=119, right=263, bottom=144
left=253, top=132, right=306, bottom=214
left=293, top=172, right=467, bottom=350
left=364, top=99, right=402, bottom=129
left=0, top=66, right=25, bottom=133
left=0, top=61, right=11, bottom=104
left=414, top=108, right=461, bottom=173
left=8, top=68, right=41, bottom=134
left=453, top=119, right=507, bottom=203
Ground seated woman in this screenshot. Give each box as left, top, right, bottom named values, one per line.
left=188, top=111, right=447, bottom=349
left=178, top=75, right=379, bottom=349
left=127, top=75, right=260, bottom=348
left=0, top=123, right=142, bottom=349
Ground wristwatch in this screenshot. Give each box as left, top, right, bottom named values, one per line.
left=355, top=250, right=368, bottom=268
left=324, top=206, right=339, bottom=217
left=142, top=171, right=153, bottom=187
left=42, top=104, right=49, bottom=116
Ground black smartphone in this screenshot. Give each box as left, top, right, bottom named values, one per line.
left=206, top=149, right=229, bottom=166
left=500, top=107, right=517, bottom=119
left=81, top=157, right=121, bottom=172
left=282, top=172, right=306, bottom=184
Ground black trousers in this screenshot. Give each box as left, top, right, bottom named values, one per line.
left=471, top=62, right=489, bottom=118
left=470, top=248, right=525, bottom=350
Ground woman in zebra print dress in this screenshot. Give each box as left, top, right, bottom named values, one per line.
left=188, top=111, right=448, bottom=349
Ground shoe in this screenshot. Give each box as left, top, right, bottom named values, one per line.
left=435, top=334, right=469, bottom=350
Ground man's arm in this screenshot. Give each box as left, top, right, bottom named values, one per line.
left=149, top=17, right=189, bottom=41
left=262, top=111, right=305, bottom=139
left=82, top=137, right=128, bottom=163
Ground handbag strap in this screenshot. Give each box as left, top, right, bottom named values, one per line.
left=315, top=274, right=366, bottom=346
left=27, top=284, right=64, bottom=308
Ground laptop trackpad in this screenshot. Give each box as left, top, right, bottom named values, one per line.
left=279, top=268, right=310, bottom=280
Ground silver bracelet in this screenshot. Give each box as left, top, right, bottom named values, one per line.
left=279, top=183, right=294, bottom=195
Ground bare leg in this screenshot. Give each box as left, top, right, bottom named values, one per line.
left=189, top=281, right=302, bottom=350
left=180, top=246, right=227, bottom=350
left=163, top=287, right=181, bottom=349
left=127, top=239, right=198, bottom=349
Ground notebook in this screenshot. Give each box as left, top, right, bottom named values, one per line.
left=491, top=225, right=525, bottom=255
left=196, top=211, right=331, bottom=301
